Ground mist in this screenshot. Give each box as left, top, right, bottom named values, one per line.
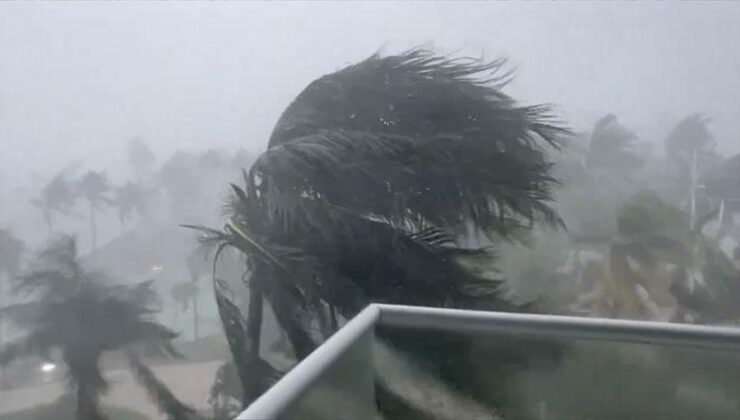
left=2, top=2, right=739, bottom=246
left=1, top=2, right=739, bottom=419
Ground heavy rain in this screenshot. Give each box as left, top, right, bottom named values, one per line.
left=1, top=2, right=739, bottom=419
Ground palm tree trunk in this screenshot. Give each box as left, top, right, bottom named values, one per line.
left=77, top=378, right=106, bottom=420
left=330, top=305, right=338, bottom=332
left=67, top=349, right=107, bottom=420
left=689, top=150, right=698, bottom=230
left=43, top=210, right=53, bottom=238
left=89, top=201, right=97, bottom=250
left=246, top=285, right=263, bottom=356
left=240, top=284, right=264, bottom=405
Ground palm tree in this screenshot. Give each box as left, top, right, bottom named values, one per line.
left=665, top=114, right=714, bottom=159
left=663, top=114, right=715, bottom=225
left=31, top=173, right=77, bottom=237
left=0, top=228, right=26, bottom=277
left=169, top=281, right=198, bottom=338
left=586, top=114, right=642, bottom=172
left=78, top=171, right=111, bottom=250
left=703, top=153, right=740, bottom=237
left=573, top=190, right=740, bottom=322
left=112, top=181, right=152, bottom=231
left=0, top=237, right=192, bottom=420
left=190, top=49, right=567, bottom=409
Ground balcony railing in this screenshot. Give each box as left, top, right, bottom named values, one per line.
left=238, top=304, right=740, bottom=420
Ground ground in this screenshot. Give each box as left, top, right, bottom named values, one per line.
left=0, top=360, right=223, bottom=420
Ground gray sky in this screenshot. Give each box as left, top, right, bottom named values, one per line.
left=2, top=1, right=739, bottom=230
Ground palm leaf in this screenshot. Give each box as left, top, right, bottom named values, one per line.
left=126, top=352, right=199, bottom=420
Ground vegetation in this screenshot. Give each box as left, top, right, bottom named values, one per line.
left=0, top=237, right=193, bottom=420
left=189, top=48, right=567, bottom=413
left=31, top=173, right=78, bottom=237
left=78, top=171, right=112, bottom=250
left=2, top=46, right=739, bottom=419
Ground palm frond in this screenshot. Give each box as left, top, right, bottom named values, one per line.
left=126, top=351, right=199, bottom=420
left=262, top=48, right=566, bottom=238
left=0, top=301, right=42, bottom=327
left=212, top=278, right=251, bottom=404
left=0, top=330, right=55, bottom=366
left=255, top=128, right=562, bottom=239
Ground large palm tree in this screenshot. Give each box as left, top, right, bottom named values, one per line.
left=0, top=237, right=191, bottom=420
left=78, top=171, right=111, bottom=250
left=190, top=49, right=567, bottom=411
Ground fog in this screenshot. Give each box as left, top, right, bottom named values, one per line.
left=2, top=1, right=740, bottom=246
left=1, top=2, right=739, bottom=419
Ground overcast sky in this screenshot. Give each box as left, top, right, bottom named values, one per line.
left=2, top=1, right=739, bottom=231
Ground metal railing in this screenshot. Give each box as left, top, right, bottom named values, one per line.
left=238, top=304, right=740, bottom=420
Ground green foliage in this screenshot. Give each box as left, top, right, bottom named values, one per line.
left=113, top=181, right=153, bottom=228
left=31, top=172, right=78, bottom=234
left=191, top=48, right=568, bottom=412
left=0, top=236, right=186, bottom=420
left=665, top=113, right=714, bottom=157
left=586, top=114, right=642, bottom=172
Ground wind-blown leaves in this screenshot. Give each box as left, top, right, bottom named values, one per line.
left=665, top=114, right=714, bottom=157
left=191, top=48, right=568, bottom=412
left=0, top=236, right=183, bottom=420
left=586, top=114, right=642, bottom=171
left=126, top=352, right=199, bottom=420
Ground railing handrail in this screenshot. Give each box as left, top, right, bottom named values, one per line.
left=238, top=305, right=379, bottom=419
left=239, top=304, right=740, bottom=419
left=377, top=304, right=740, bottom=350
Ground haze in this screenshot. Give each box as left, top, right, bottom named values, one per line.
left=1, top=1, right=739, bottom=245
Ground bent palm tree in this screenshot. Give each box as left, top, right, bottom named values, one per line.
left=573, top=190, right=740, bottom=322
left=31, top=173, right=77, bottom=237
left=586, top=114, right=642, bottom=172
left=190, top=49, right=567, bottom=411
left=0, top=237, right=191, bottom=420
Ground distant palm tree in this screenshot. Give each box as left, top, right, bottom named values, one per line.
left=31, top=173, right=77, bottom=236
left=0, top=237, right=192, bottom=420
left=169, top=281, right=198, bottom=338
left=573, top=190, right=740, bottom=322
left=665, top=114, right=714, bottom=159
left=664, top=114, right=715, bottom=225
left=78, top=171, right=111, bottom=250
left=113, top=181, right=152, bottom=231
left=586, top=114, right=642, bottom=172
left=703, top=153, right=740, bottom=236
left=190, top=48, right=567, bottom=409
